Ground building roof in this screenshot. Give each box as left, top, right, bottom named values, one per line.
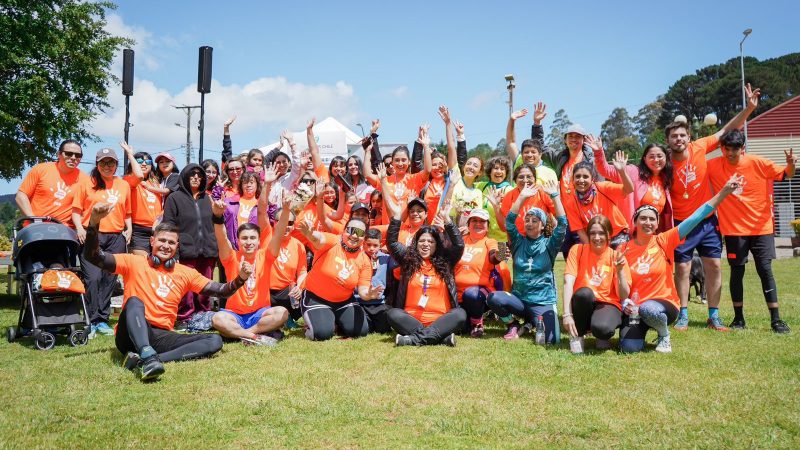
left=747, top=95, right=800, bottom=138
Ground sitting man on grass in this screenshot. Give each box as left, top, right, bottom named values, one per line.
left=83, top=203, right=253, bottom=381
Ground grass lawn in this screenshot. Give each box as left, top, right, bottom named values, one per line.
left=1, top=258, right=799, bottom=449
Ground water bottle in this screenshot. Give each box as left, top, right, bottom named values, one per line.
left=569, top=335, right=584, bottom=354
left=535, top=315, right=546, bottom=346
left=628, top=290, right=640, bottom=326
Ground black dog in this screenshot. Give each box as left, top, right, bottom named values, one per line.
left=689, top=255, right=706, bottom=304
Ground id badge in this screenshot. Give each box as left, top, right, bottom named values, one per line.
left=418, top=295, right=429, bottom=309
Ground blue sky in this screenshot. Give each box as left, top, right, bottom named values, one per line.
left=3, top=0, right=799, bottom=194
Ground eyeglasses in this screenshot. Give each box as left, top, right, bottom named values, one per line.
left=135, top=158, right=153, bottom=165
left=300, top=179, right=316, bottom=185
left=345, top=227, right=365, bottom=237
left=228, top=167, right=243, bottom=173
left=189, top=172, right=203, bottom=178
left=62, top=151, right=83, bottom=159
left=98, top=160, right=117, bottom=167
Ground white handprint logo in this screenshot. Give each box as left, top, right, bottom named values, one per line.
left=239, top=203, right=254, bottom=219
left=650, top=183, right=662, bottom=201
left=461, top=246, right=482, bottom=263
left=582, top=204, right=602, bottom=222
left=56, top=271, right=73, bottom=289
left=634, top=254, right=654, bottom=275
left=144, top=189, right=157, bottom=204
left=589, top=266, right=605, bottom=287
left=335, top=257, right=354, bottom=281
left=393, top=182, right=406, bottom=198
left=105, top=189, right=121, bottom=205
left=733, top=173, right=746, bottom=196
left=683, top=163, right=698, bottom=185
left=152, top=274, right=176, bottom=298
left=50, top=181, right=69, bottom=200
left=277, top=247, right=291, bottom=270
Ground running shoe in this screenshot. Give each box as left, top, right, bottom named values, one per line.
left=241, top=335, right=278, bottom=347
left=122, top=352, right=140, bottom=371
left=729, top=318, right=746, bottom=330
left=87, top=325, right=96, bottom=340
left=442, top=333, right=456, bottom=347
left=654, top=335, right=672, bottom=353
left=470, top=323, right=484, bottom=338
left=94, top=322, right=114, bottom=336
left=138, top=355, right=165, bottom=381
left=518, top=322, right=533, bottom=337
left=673, top=315, right=689, bottom=331
left=503, top=322, right=520, bottom=340
left=706, top=316, right=729, bottom=332
left=173, top=320, right=189, bottom=332
left=395, top=334, right=414, bottom=347
left=771, top=320, right=791, bottom=334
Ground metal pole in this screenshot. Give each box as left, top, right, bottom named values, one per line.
left=185, top=108, right=192, bottom=166
left=123, top=95, right=131, bottom=168
left=740, top=28, right=752, bottom=142
left=198, top=93, right=205, bottom=162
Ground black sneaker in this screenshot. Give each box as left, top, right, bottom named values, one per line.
left=122, top=352, right=140, bottom=371
left=771, top=320, right=791, bottom=334
left=518, top=322, right=534, bottom=337
left=395, top=334, right=414, bottom=347
left=442, top=333, right=456, bottom=347
left=729, top=318, right=746, bottom=330
left=138, top=355, right=165, bottom=381
left=173, top=320, right=189, bottom=332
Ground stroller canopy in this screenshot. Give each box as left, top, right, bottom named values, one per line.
left=13, top=222, right=80, bottom=274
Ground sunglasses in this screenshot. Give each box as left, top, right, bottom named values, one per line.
left=189, top=172, right=203, bottom=178
left=228, top=167, right=243, bottom=172
left=135, top=158, right=153, bottom=165
left=345, top=227, right=365, bottom=237
left=62, top=150, right=83, bottom=159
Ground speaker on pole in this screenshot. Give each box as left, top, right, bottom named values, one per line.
left=197, top=46, right=213, bottom=94
left=122, top=49, right=134, bottom=96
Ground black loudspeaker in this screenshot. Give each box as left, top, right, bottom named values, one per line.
left=197, top=46, right=213, bottom=94
left=122, top=49, right=134, bottom=96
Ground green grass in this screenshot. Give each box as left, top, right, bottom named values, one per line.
left=1, top=259, right=799, bottom=449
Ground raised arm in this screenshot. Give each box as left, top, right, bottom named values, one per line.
left=306, top=117, right=323, bottom=169
left=82, top=203, right=117, bottom=271
left=222, top=116, right=235, bottom=164
left=199, top=262, right=252, bottom=297
left=120, top=141, right=143, bottom=181
left=785, top=148, right=796, bottom=179
left=438, top=106, right=457, bottom=170
left=454, top=120, right=467, bottom=170
left=506, top=108, right=528, bottom=163
left=377, top=163, right=402, bottom=221
left=611, top=151, right=634, bottom=195
left=364, top=140, right=380, bottom=186
left=411, top=124, right=428, bottom=174
left=677, top=174, right=740, bottom=239
left=296, top=213, right=325, bottom=251
left=368, top=119, right=382, bottom=173
left=268, top=196, right=294, bottom=258
left=586, top=134, right=620, bottom=182
left=211, top=199, right=234, bottom=262
left=715, top=84, right=760, bottom=139
left=439, top=203, right=465, bottom=265
left=258, top=162, right=278, bottom=233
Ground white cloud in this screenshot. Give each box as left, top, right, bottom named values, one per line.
left=105, top=13, right=159, bottom=71
left=388, top=86, right=409, bottom=99
left=469, top=90, right=501, bottom=110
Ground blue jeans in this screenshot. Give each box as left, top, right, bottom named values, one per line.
left=487, top=291, right=560, bottom=344
left=619, top=299, right=678, bottom=353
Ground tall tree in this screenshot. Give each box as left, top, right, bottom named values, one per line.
left=634, top=97, right=664, bottom=145
left=546, top=109, right=572, bottom=150
left=600, top=107, right=635, bottom=148
left=0, top=0, right=131, bottom=180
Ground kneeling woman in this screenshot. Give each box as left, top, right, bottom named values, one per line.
left=619, top=175, right=740, bottom=353
left=296, top=217, right=384, bottom=341
left=562, top=215, right=631, bottom=352
left=487, top=180, right=566, bottom=342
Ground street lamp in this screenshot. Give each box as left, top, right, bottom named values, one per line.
left=505, top=74, right=515, bottom=116
left=356, top=123, right=366, bottom=137
left=740, top=28, right=752, bottom=141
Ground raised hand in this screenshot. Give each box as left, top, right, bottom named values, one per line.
left=306, top=117, right=316, bottom=131
left=785, top=148, right=796, bottom=167
left=419, top=125, right=431, bottom=147
left=454, top=120, right=465, bottom=138
left=296, top=215, right=313, bottom=236
left=612, top=248, right=628, bottom=269
left=238, top=260, right=254, bottom=280
left=211, top=199, right=226, bottom=218
left=533, top=102, right=547, bottom=124
left=519, top=184, right=539, bottom=200
left=119, top=140, right=135, bottom=156
left=299, top=150, right=311, bottom=169
left=281, top=191, right=293, bottom=210
left=280, top=129, right=294, bottom=144
left=370, top=119, right=380, bottom=134
left=745, top=83, right=761, bottom=110
left=585, top=134, right=603, bottom=153
left=540, top=179, right=558, bottom=197
left=224, top=116, right=237, bottom=129
left=437, top=201, right=453, bottom=222
left=612, top=150, right=628, bottom=171
left=510, top=108, right=528, bottom=121
left=485, top=186, right=502, bottom=207
left=375, top=162, right=388, bottom=180
left=263, top=162, right=278, bottom=184
left=437, top=105, right=451, bottom=124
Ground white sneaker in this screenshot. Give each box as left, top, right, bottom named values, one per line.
left=654, top=334, right=672, bottom=353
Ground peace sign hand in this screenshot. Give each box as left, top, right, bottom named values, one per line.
left=612, top=248, right=628, bottom=269
left=785, top=148, right=796, bottom=167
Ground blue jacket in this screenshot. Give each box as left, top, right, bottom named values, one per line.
left=355, top=252, right=390, bottom=305
left=506, top=211, right=567, bottom=305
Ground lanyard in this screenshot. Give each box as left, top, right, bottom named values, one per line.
left=421, top=275, right=430, bottom=295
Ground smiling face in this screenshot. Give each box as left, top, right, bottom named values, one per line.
left=157, top=158, right=174, bottom=176
left=204, top=166, right=217, bottom=185
left=573, top=167, right=593, bottom=193
left=524, top=214, right=544, bottom=238
left=330, top=159, right=346, bottom=178
left=635, top=210, right=659, bottom=236
left=431, top=156, right=446, bottom=179
left=588, top=223, right=608, bottom=250
left=382, top=155, right=394, bottom=175
left=150, top=230, right=179, bottom=261
left=468, top=217, right=488, bottom=237
left=416, top=232, right=436, bottom=259
left=343, top=220, right=366, bottom=248
left=643, top=146, right=667, bottom=173
left=565, top=132, right=585, bottom=152
left=274, top=155, right=290, bottom=176
left=322, top=185, right=337, bottom=205
left=227, top=161, right=244, bottom=183
left=347, top=157, right=361, bottom=177
left=241, top=178, right=257, bottom=197
left=722, top=145, right=744, bottom=164
left=521, top=145, right=541, bottom=166
left=489, top=162, right=507, bottom=183
left=238, top=229, right=260, bottom=255
left=667, top=126, right=690, bottom=154
left=408, top=204, right=427, bottom=226
left=392, top=151, right=410, bottom=175
left=97, top=158, right=117, bottom=178
left=515, top=167, right=535, bottom=188
left=249, top=154, right=263, bottom=168
left=463, top=157, right=482, bottom=179
left=59, top=143, right=83, bottom=170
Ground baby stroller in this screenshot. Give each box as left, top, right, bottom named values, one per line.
left=6, top=217, right=90, bottom=350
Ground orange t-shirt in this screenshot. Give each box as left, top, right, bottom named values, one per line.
left=221, top=248, right=276, bottom=314
left=237, top=196, right=258, bottom=223
left=423, top=177, right=446, bottom=222
left=370, top=171, right=429, bottom=224
left=621, top=227, right=682, bottom=309
left=305, top=233, right=372, bottom=302
left=455, top=235, right=498, bottom=297
left=559, top=153, right=584, bottom=196
left=707, top=154, right=786, bottom=236
left=114, top=254, right=210, bottom=330
left=292, top=202, right=333, bottom=247
left=639, top=177, right=667, bottom=214
left=404, top=261, right=450, bottom=326
left=18, top=162, right=89, bottom=228
left=315, top=165, right=330, bottom=183
left=565, top=244, right=631, bottom=309
left=124, top=175, right=162, bottom=227
left=669, top=136, right=719, bottom=220
left=269, top=236, right=307, bottom=291
left=565, top=181, right=628, bottom=235
left=72, top=177, right=132, bottom=233
left=500, top=187, right=555, bottom=232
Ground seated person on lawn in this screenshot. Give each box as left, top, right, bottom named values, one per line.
left=83, top=203, right=253, bottom=381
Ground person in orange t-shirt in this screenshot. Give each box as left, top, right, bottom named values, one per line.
left=211, top=194, right=294, bottom=345
left=17, top=139, right=89, bottom=228
left=563, top=158, right=633, bottom=250
left=72, top=146, right=133, bottom=337
left=707, top=129, right=795, bottom=334
left=83, top=203, right=252, bottom=381
left=456, top=208, right=505, bottom=338
left=562, top=215, right=631, bottom=352
left=296, top=215, right=383, bottom=341
left=124, top=149, right=168, bottom=256
left=618, top=176, right=739, bottom=354
left=497, top=163, right=555, bottom=234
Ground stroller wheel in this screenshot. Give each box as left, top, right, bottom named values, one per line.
left=35, top=331, right=56, bottom=350
left=68, top=330, right=88, bottom=347
left=6, top=326, right=16, bottom=343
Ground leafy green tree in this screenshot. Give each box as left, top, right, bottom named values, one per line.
left=546, top=109, right=572, bottom=151
left=494, top=138, right=506, bottom=154
left=601, top=107, right=635, bottom=148
left=634, top=98, right=664, bottom=145
left=0, top=0, right=131, bottom=180
left=609, top=137, right=643, bottom=163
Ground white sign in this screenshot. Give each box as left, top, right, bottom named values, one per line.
left=293, top=130, right=347, bottom=165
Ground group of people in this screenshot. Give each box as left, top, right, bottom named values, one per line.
left=15, top=83, right=796, bottom=381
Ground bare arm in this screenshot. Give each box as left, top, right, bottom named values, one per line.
left=306, top=118, right=322, bottom=169
left=506, top=108, right=528, bottom=162
left=72, top=208, right=86, bottom=244
left=611, top=151, right=635, bottom=195
left=438, top=106, right=457, bottom=170
left=120, top=141, right=143, bottom=180
left=82, top=203, right=116, bottom=271
left=211, top=199, right=234, bottom=262
left=268, top=198, right=293, bottom=258
left=715, top=84, right=760, bottom=138
left=15, top=191, right=34, bottom=217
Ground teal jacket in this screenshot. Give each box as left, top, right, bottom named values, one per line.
left=506, top=211, right=567, bottom=305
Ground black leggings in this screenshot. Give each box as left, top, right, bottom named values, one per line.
left=115, top=297, right=222, bottom=362
left=270, top=286, right=302, bottom=321
left=570, top=287, right=622, bottom=340
left=79, top=232, right=126, bottom=324
left=387, top=307, right=467, bottom=346
left=301, top=291, right=369, bottom=341
left=730, top=262, right=778, bottom=304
